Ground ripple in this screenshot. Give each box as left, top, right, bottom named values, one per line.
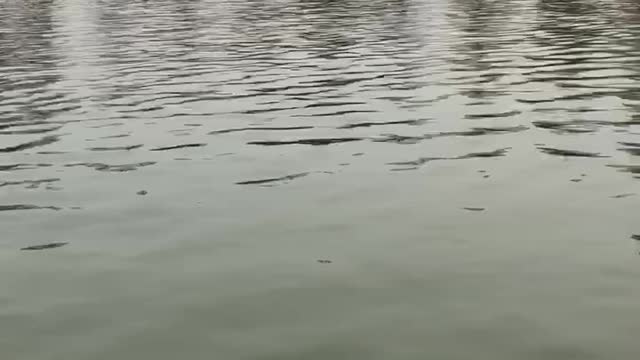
left=607, top=164, right=640, bottom=176
left=296, top=109, right=378, bottom=117
left=0, top=204, right=61, bottom=212
left=0, top=163, right=52, bottom=171
left=611, top=193, right=636, bottom=199
left=0, top=135, right=59, bottom=153
left=0, top=178, right=60, bottom=189
left=532, top=120, right=599, bottom=134
left=150, top=143, right=206, bottom=151
left=464, top=110, right=522, bottom=119
left=0, top=125, right=62, bottom=135
left=248, top=137, right=363, bottom=146
left=236, top=172, right=309, bottom=185
left=88, top=144, right=143, bottom=151
left=209, top=126, right=314, bottom=135
left=338, top=119, right=427, bottom=129
left=65, top=161, right=156, bottom=172
left=538, top=147, right=608, bottom=158
left=389, top=148, right=510, bottom=169
left=21, top=242, right=68, bottom=251
left=373, top=126, right=527, bottom=144
left=618, top=147, right=640, bottom=156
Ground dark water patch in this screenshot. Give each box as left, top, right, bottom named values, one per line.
left=465, top=110, right=521, bottom=119
left=150, top=143, right=206, bottom=151
left=619, top=142, right=640, bottom=148
left=0, top=135, right=59, bottom=153
left=65, top=161, right=156, bottom=172
left=0, top=204, right=61, bottom=212
left=209, top=126, right=313, bottom=135
left=236, top=172, right=309, bottom=185
left=0, top=178, right=60, bottom=189
left=632, top=235, right=640, bottom=241
left=248, top=138, right=363, bottom=146
left=338, top=119, right=426, bottom=129
left=611, top=193, right=635, bottom=199
left=88, top=144, right=143, bottom=151
left=538, top=147, right=608, bottom=158
left=21, top=242, right=68, bottom=251
left=0, top=163, right=52, bottom=171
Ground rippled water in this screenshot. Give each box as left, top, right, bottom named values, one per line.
left=2, top=0, right=640, bottom=358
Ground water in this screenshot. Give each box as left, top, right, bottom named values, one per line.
left=1, top=0, right=639, bottom=358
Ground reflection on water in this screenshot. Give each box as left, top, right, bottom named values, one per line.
left=1, top=0, right=639, bottom=359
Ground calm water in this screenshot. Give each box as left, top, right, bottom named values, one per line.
left=1, top=0, right=640, bottom=358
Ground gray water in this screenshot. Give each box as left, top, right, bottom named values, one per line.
left=1, top=0, right=640, bottom=358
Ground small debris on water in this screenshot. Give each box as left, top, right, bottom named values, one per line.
left=21, top=242, right=68, bottom=251
left=570, top=178, right=582, bottom=182
left=632, top=234, right=640, bottom=241
left=137, top=190, right=148, bottom=195
left=317, top=259, right=332, bottom=264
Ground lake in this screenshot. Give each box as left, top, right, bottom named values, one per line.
left=1, top=0, right=639, bottom=359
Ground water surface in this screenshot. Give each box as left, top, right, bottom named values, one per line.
left=1, top=0, right=639, bottom=359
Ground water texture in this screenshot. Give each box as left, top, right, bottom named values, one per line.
left=1, top=0, right=639, bottom=359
